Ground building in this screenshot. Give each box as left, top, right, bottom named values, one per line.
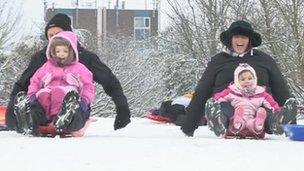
left=45, top=7, right=158, bottom=48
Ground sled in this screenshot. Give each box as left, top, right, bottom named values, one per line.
left=223, top=118, right=266, bottom=139
left=0, top=106, right=6, bottom=127
left=145, top=109, right=173, bottom=123
left=0, top=105, right=95, bottom=137
left=145, top=113, right=173, bottom=123
left=224, top=128, right=265, bottom=139
left=39, top=118, right=96, bottom=138
left=284, top=124, right=304, bottom=141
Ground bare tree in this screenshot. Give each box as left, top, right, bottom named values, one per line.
left=272, top=0, right=304, bottom=81
left=90, top=36, right=167, bottom=116
left=164, top=0, right=304, bottom=107
left=0, top=35, right=44, bottom=105
left=0, top=0, right=22, bottom=54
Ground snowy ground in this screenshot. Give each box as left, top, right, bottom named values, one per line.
left=0, top=118, right=303, bottom=171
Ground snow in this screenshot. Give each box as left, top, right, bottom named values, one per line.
left=0, top=118, right=303, bottom=171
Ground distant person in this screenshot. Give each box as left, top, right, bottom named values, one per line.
left=180, top=20, right=297, bottom=137
left=213, top=63, right=280, bottom=136
left=146, top=91, right=206, bottom=126
left=5, top=13, right=131, bottom=132
left=148, top=91, right=193, bottom=122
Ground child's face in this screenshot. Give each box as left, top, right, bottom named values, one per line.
left=55, top=45, right=69, bottom=63
left=238, top=71, right=254, bottom=88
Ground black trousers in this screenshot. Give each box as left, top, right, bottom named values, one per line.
left=30, top=100, right=88, bottom=132
left=158, top=101, right=207, bottom=126
left=159, top=101, right=186, bottom=121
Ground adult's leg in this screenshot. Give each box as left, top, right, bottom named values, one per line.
left=205, top=99, right=234, bottom=136
left=278, top=98, right=297, bottom=124
left=159, top=101, right=172, bottom=114
left=220, top=102, right=235, bottom=127
left=14, top=91, right=49, bottom=135
left=263, top=108, right=274, bottom=134
left=5, top=97, right=18, bottom=130
left=167, top=104, right=186, bottom=121
left=65, top=106, right=87, bottom=132
left=13, top=91, right=31, bottom=134
left=29, top=100, right=49, bottom=134
left=265, top=98, right=297, bottom=135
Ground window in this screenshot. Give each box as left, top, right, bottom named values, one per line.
left=134, top=17, right=150, bottom=41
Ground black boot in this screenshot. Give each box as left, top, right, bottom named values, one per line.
left=270, top=98, right=297, bottom=135
left=205, top=101, right=227, bottom=137
left=13, top=91, right=34, bottom=135
left=54, top=91, right=80, bottom=132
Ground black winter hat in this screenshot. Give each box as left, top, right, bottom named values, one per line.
left=220, top=20, right=262, bottom=47
left=45, top=13, right=72, bottom=39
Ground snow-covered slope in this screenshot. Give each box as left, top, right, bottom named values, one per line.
left=0, top=118, right=303, bottom=171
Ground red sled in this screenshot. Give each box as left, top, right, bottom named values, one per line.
left=145, top=110, right=173, bottom=123
left=0, top=106, right=7, bottom=127
left=39, top=118, right=95, bottom=138
left=0, top=106, right=94, bottom=137
left=224, top=119, right=265, bottom=139
left=225, top=128, right=265, bottom=139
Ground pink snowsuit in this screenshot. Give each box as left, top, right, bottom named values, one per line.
left=214, top=83, right=280, bottom=133
left=214, top=84, right=281, bottom=117
left=27, top=31, right=95, bottom=120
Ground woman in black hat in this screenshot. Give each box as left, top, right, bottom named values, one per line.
left=5, top=13, right=131, bottom=133
left=180, top=20, right=297, bottom=137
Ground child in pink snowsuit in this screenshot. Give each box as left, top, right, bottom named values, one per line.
left=213, top=63, right=280, bottom=135
left=27, top=31, right=95, bottom=122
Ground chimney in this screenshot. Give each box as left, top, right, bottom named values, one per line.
left=115, top=0, right=119, bottom=9
left=51, top=2, right=55, bottom=11
left=122, top=1, right=125, bottom=9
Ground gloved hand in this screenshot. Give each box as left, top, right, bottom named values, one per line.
left=29, top=95, right=37, bottom=104
left=80, top=98, right=88, bottom=112
left=181, top=125, right=195, bottom=137
left=114, top=113, right=131, bottom=130
left=180, top=115, right=199, bottom=137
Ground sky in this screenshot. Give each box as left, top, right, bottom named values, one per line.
left=0, top=118, right=303, bottom=171
left=8, top=0, right=171, bottom=40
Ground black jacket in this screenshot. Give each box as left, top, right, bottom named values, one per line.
left=6, top=44, right=130, bottom=129
left=182, top=49, right=291, bottom=133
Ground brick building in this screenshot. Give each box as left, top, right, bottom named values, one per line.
left=45, top=7, right=158, bottom=48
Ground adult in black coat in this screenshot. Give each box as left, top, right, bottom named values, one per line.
left=5, top=13, right=131, bottom=131
left=181, top=20, right=297, bottom=137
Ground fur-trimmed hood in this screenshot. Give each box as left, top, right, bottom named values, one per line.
left=46, top=31, right=79, bottom=66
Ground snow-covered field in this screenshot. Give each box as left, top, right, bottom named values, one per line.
left=0, top=118, right=303, bottom=171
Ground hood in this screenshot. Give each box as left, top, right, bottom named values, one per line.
left=46, top=31, right=79, bottom=65
left=234, top=63, right=257, bottom=90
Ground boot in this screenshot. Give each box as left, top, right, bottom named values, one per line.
left=54, top=91, right=80, bottom=132
left=13, top=91, right=34, bottom=135
left=254, top=107, right=267, bottom=133
left=278, top=98, right=297, bottom=124
left=271, top=98, right=297, bottom=135
left=205, top=102, right=227, bottom=137
left=230, top=107, right=245, bottom=134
